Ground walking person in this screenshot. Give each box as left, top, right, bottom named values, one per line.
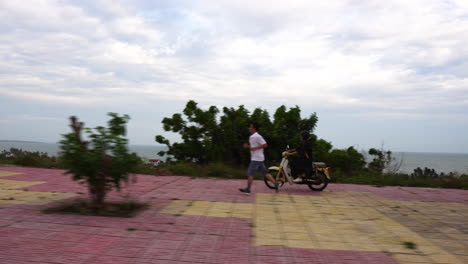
left=239, top=122, right=279, bottom=195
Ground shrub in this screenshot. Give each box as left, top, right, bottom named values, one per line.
left=59, top=113, right=140, bottom=206
left=0, top=148, right=61, bottom=168
left=157, top=161, right=248, bottom=179
left=328, top=147, right=366, bottom=175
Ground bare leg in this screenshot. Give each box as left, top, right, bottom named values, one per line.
left=247, top=176, right=254, bottom=189
left=264, top=173, right=276, bottom=183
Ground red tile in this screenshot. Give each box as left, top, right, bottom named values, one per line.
left=89, top=255, right=134, bottom=264
left=141, top=248, right=178, bottom=260
left=179, top=250, right=217, bottom=263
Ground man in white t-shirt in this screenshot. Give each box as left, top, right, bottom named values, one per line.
left=239, top=122, right=279, bottom=194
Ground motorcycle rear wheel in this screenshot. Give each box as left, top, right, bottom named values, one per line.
left=307, top=170, right=329, bottom=191
left=264, top=169, right=285, bottom=189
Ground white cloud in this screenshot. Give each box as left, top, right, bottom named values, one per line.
left=0, top=0, right=467, bottom=121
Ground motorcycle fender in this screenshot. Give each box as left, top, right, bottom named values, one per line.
left=318, top=168, right=331, bottom=179
left=268, top=166, right=280, bottom=171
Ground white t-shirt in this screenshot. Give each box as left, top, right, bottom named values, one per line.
left=249, top=132, right=267, bottom=161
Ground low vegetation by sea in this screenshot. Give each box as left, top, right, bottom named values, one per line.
left=0, top=148, right=467, bottom=189
left=1, top=100, right=467, bottom=190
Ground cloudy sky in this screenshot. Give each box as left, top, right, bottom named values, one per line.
left=0, top=0, right=467, bottom=153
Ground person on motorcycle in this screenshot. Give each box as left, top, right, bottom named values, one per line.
left=239, top=122, right=279, bottom=194
left=285, top=131, right=313, bottom=183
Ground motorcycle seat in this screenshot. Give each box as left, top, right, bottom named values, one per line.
left=312, top=162, right=327, bottom=168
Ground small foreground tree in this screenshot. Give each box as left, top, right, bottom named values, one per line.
left=59, top=113, right=140, bottom=206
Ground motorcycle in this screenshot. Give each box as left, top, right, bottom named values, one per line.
left=265, top=146, right=331, bottom=191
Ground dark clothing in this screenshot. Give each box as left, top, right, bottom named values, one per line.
left=297, top=141, right=313, bottom=162
left=291, top=141, right=313, bottom=178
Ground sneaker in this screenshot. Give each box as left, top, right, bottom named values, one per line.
left=274, top=182, right=280, bottom=193
left=239, top=187, right=251, bottom=195
left=293, top=177, right=303, bottom=183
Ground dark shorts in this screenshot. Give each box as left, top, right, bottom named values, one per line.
left=247, top=161, right=268, bottom=176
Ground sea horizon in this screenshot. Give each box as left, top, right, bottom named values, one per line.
left=1, top=140, right=467, bottom=174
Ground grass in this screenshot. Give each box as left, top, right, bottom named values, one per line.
left=332, top=170, right=468, bottom=190
left=42, top=200, right=149, bottom=218
left=0, top=148, right=63, bottom=169
left=2, top=147, right=466, bottom=189
left=156, top=161, right=265, bottom=180
left=158, top=162, right=468, bottom=189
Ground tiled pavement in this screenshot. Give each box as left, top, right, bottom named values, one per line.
left=0, top=167, right=467, bottom=264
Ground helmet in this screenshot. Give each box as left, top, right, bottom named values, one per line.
left=300, top=131, right=310, bottom=140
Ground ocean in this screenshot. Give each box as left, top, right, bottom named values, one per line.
left=1, top=141, right=467, bottom=174
left=0, top=141, right=166, bottom=161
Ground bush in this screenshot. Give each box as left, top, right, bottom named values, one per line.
left=333, top=170, right=468, bottom=190
left=158, top=161, right=248, bottom=179
left=59, top=113, right=140, bottom=205
left=328, top=147, right=366, bottom=175
left=0, top=148, right=61, bottom=168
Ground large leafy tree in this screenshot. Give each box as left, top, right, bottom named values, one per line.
left=60, top=113, right=140, bottom=205
left=156, top=100, right=318, bottom=165
left=328, top=147, right=366, bottom=174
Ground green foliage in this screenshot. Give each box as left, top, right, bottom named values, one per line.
left=159, top=161, right=248, bottom=179
left=156, top=100, right=318, bottom=165
left=411, top=167, right=439, bottom=178
left=0, top=148, right=61, bottom=168
left=328, top=147, right=366, bottom=175
left=333, top=170, right=468, bottom=189
left=59, top=113, right=140, bottom=205
left=309, top=141, right=365, bottom=175
left=313, top=139, right=333, bottom=162
left=368, top=147, right=393, bottom=173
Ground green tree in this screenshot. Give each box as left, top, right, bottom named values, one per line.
left=328, top=147, right=366, bottom=175
left=218, top=105, right=251, bottom=165
left=59, top=113, right=140, bottom=205
left=156, top=100, right=318, bottom=165
left=313, top=139, right=333, bottom=162
left=368, top=147, right=393, bottom=174
left=155, top=100, right=220, bottom=163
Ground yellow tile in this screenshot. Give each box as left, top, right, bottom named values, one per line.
left=285, top=232, right=311, bottom=240
left=428, top=254, right=464, bottom=264
left=350, top=243, right=381, bottom=252
left=286, top=239, right=318, bottom=249
left=417, top=245, right=447, bottom=255
left=0, top=179, right=46, bottom=189
left=392, top=254, right=431, bottom=263
left=315, top=233, right=343, bottom=242
left=257, top=225, right=281, bottom=232
left=255, top=231, right=282, bottom=240
left=318, top=241, right=353, bottom=251
left=0, top=171, right=22, bottom=177
left=255, top=238, right=285, bottom=246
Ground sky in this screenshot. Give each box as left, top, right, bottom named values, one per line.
left=0, top=0, right=467, bottom=153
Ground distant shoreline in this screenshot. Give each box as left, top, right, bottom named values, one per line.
left=1, top=140, right=466, bottom=155
left=0, top=140, right=44, bottom=143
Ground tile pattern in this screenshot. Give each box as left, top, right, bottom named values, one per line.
left=0, top=167, right=467, bottom=264
left=159, top=192, right=467, bottom=263
left=0, top=170, right=77, bottom=204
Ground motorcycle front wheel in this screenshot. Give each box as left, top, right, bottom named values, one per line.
left=264, top=169, right=285, bottom=189
left=308, top=170, right=329, bottom=191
